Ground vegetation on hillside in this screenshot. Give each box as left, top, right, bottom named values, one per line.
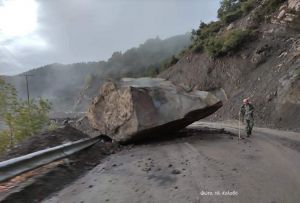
left=190, top=0, right=286, bottom=58
left=133, top=55, right=180, bottom=77
left=218, top=0, right=285, bottom=24
left=0, top=78, right=51, bottom=154
left=205, top=29, right=252, bottom=58
left=218, top=0, right=256, bottom=24
left=107, top=35, right=190, bottom=77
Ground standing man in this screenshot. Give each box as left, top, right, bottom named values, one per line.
left=239, top=98, right=254, bottom=137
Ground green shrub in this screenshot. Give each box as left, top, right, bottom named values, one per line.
left=218, top=0, right=263, bottom=24
left=130, top=54, right=181, bottom=77
left=0, top=131, right=10, bottom=154
left=218, top=0, right=257, bottom=24
left=205, top=37, right=224, bottom=58
left=178, top=48, right=188, bottom=58
left=218, top=0, right=240, bottom=19
left=169, top=55, right=179, bottom=66
left=191, top=21, right=252, bottom=58
left=205, top=29, right=252, bottom=58
left=84, top=73, right=93, bottom=88
left=190, top=0, right=258, bottom=56
left=191, top=21, right=224, bottom=52
left=221, top=9, right=243, bottom=24
left=222, top=29, right=251, bottom=53
left=240, top=0, right=256, bottom=13
left=144, top=67, right=159, bottom=77
left=159, top=55, right=179, bottom=73
left=0, top=78, right=51, bottom=152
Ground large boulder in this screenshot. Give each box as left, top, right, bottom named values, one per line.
left=86, top=78, right=225, bottom=143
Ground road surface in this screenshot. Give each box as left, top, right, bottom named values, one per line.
left=44, top=122, right=300, bottom=203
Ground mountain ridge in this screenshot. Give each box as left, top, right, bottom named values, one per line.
left=3, top=33, right=191, bottom=112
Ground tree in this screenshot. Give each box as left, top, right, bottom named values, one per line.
left=218, top=0, right=240, bottom=19
left=0, top=78, right=18, bottom=148
left=84, top=73, right=93, bottom=89
left=0, top=78, right=51, bottom=153
left=217, top=0, right=244, bottom=24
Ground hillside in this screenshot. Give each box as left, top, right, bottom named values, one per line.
left=159, top=0, right=300, bottom=131
left=5, top=34, right=191, bottom=112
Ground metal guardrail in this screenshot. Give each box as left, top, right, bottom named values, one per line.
left=0, top=135, right=101, bottom=182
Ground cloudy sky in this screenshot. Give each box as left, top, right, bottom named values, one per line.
left=0, top=0, right=220, bottom=75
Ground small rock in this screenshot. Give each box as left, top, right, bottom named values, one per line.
left=88, top=185, right=93, bottom=188
left=142, top=167, right=151, bottom=172
left=226, top=23, right=234, bottom=30
left=168, top=164, right=173, bottom=168
left=266, top=94, right=272, bottom=102
left=277, top=10, right=286, bottom=19
left=171, top=169, right=181, bottom=175
left=85, top=162, right=97, bottom=167
left=278, top=52, right=287, bottom=58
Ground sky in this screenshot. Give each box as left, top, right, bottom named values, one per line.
left=0, top=0, right=220, bottom=75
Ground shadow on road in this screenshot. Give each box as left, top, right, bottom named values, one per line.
left=132, top=127, right=235, bottom=145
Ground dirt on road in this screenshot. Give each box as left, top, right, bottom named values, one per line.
left=43, top=122, right=300, bottom=203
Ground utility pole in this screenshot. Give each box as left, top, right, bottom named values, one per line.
left=23, top=73, right=34, bottom=107
left=22, top=73, right=34, bottom=136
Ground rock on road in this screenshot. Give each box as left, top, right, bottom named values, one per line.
left=44, top=122, right=300, bottom=203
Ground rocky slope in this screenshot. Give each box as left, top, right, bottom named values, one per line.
left=159, top=0, right=300, bottom=131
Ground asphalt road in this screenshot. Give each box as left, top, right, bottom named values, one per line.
left=44, top=122, right=300, bottom=203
